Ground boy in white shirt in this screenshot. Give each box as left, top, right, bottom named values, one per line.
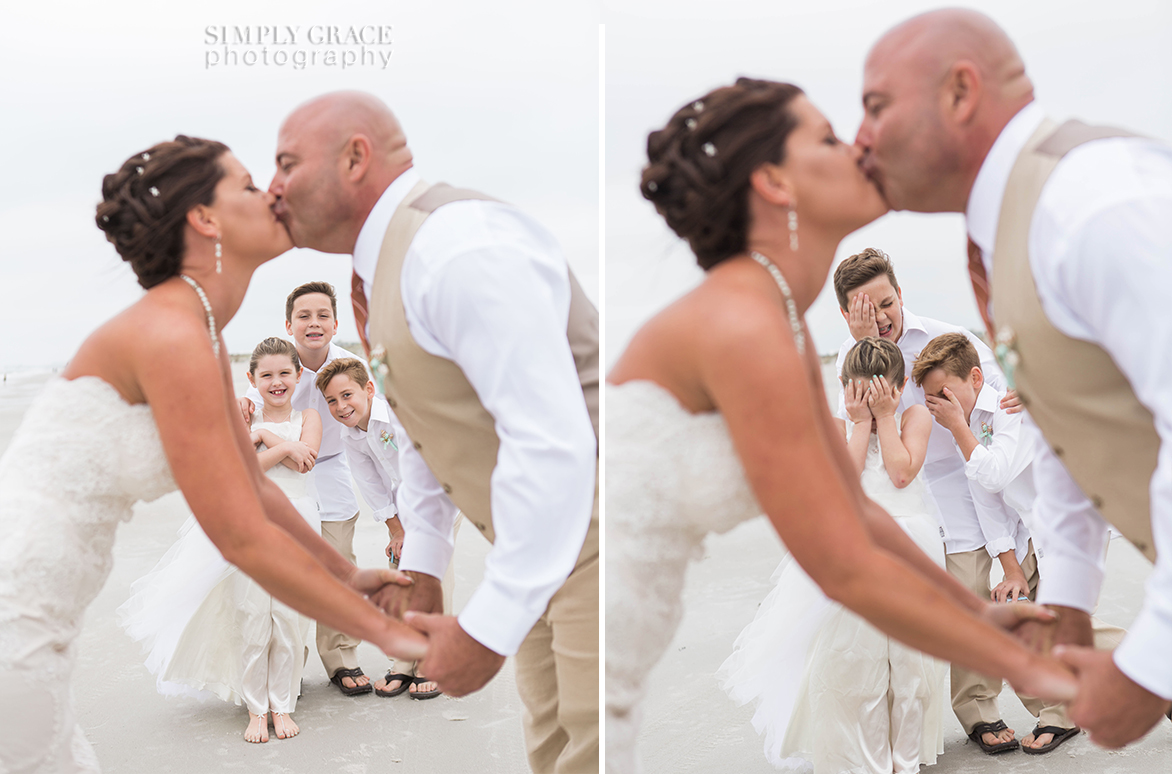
left=913, top=332, right=1125, bottom=754
left=317, top=357, right=458, bottom=700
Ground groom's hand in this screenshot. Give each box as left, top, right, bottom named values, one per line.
left=368, top=571, right=443, bottom=619
left=1011, top=604, right=1092, bottom=656
left=1054, top=646, right=1171, bottom=748
left=348, top=567, right=414, bottom=602
left=406, top=612, right=506, bottom=697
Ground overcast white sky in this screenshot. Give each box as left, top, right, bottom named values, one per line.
left=0, top=0, right=599, bottom=371
left=603, top=0, right=1172, bottom=364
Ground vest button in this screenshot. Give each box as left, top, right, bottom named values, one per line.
left=1136, top=540, right=1148, bottom=552
left=1052, top=446, right=1064, bottom=458
left=442, top=483, right=452, bottom=494
left=388, top=399, right=397, bottom=408
left=476, top=521, right=486, bottom=531
left=413, top=441, right=422, bottom=450
left=1091, top=495, right=1103, bottom=509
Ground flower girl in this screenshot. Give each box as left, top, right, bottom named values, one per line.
left=119, top=337, right=322, bottom=743
left=721, top=337, right=947, bottom=773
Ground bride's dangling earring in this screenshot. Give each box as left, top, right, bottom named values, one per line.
left=215, top=235, right=223, bottom=274
left=788, top=208, right=799, bottom=252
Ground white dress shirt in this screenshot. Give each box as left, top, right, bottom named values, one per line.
left=246, top=341, right=363, bottom=522
left=337, top=393, right=401, bottom=524
left=351, top=168, right=597, bottom=657
left=836, top=308, right=1007, bottom=553
left=967, top=100, right=1172, bottom=700
left=963, top=383, right=1034, bottom=563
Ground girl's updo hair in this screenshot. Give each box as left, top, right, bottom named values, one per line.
left=249, top=337, right=302, bottom=375
left=95, top=136, right=230, bottom=289
left=841, top=336, right=906, bottom=387
left=641, top=78, right=804, bottom=270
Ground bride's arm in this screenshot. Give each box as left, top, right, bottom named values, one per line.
left=134, top=309, right=425, bottom=661
left=699, top=290, right=1071, bottom=700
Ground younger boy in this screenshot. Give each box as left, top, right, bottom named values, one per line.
left=240, top=282, right=372, bottom=696
left=913, top=333, right=1125, bottom=755
left=317, top=357, right=459, bottom=700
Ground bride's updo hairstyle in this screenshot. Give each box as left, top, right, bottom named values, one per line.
left=641, top=78, right=804, bottom=270
left=95, top=136, right=230, bottom=289
left=841, top=337, right=906, bottom=387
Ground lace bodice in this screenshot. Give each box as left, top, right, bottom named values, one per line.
left=0, top=377, right=178, bottom=643
left=605, top=380, right=768, bottom=771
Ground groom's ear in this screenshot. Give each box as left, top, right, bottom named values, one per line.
left=749, top=165, right=794, bottom=208
left=342, top=134, right=375, bottom=182
left=943, top=62, right=982, bottom=125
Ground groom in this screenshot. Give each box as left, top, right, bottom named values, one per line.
left=268, top=91, right=599, bottom=774
left=855, top=8, right=1172, bottom=748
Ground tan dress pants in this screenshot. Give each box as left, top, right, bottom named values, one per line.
left=514, top=489, right=599, bottom=774
left=947, top=541, right=1127, bottom=733
left=317, top=513, right=362, bottom=678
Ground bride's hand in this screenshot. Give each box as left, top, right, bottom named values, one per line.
left=347, top=567, right=414, bottom=600
left=980, top=598, right=1057, bottom=632
left=844, top=379, right=873, bottom=424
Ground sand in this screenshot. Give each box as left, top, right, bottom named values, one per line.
left=0, top=366, right=529, bottom=774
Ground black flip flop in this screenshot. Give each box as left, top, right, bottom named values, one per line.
left=1021, top=725, right=1080, bottom=755
left=329, top=667, right=373, bottom=696
left=375, top=672, right=414, bottom=698
left=409, top=675, right=442, bottom=700
left=967, top=720, right=1019, bottom=754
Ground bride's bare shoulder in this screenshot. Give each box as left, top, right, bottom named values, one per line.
left=62, top=286, right=216, bottom=402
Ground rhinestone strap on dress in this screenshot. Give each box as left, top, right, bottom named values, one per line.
left=748, top=251, right=805, bottom=354
left=179, top=274, right=220, bottom=357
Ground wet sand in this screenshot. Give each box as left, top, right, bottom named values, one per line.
left=0, top=366, right=529, bottom=774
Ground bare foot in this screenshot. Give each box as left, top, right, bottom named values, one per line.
left=339, top=673, right=369, bottom=690
left=244, top=712, right=269, bottom=743
left=375, top=675, right=411, bottom=694
left=409, top=676, right=441, bottom=698
left=272, top=712, right=300, bottom=739
left=981, top=726, right=1015, bottom=747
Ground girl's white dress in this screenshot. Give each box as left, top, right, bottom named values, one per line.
left=720, top=419, right=947, bottom=773
left=118, top=409, right=320, bottom=717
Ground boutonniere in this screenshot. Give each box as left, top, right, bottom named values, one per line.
left=979, top=422, right=993, bottom=447
left=993, top=326, right=1019, bottom=391
left=380, top=429, right=397, bottom=452
left=369, top=345, right=390, bottom=395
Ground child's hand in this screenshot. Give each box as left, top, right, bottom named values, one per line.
left=992, top=573, right=1030, bottom=604
left=866, top=375, right=901, bottom=419
left=283, top=441, right=319, bottom=473
left=844, top=378, right=873, bottom=423
left=925, top=387, right=966, bottom=431
left=249, top=430, right=262, bottom=448
left=386, top=517, right=405, bottom=563
left=1000, top=389, right=1024, bottom=415
left=847, top=293, right=880, bottom=341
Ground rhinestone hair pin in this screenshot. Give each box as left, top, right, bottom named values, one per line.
left=692, top=100, right=705, bottom=112
left=149, top=187, right=160, bottom=197
left=647, top=181, right=658, bottom=192
left=702, top=142, right=717, bottom=157
left=136, top=167, right=144, bottom=175
left=685, top=118, right=697, bottom=130
left=142, top=153, right=150, bottom=160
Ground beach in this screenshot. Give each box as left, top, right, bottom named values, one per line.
left=0, top=364, right=528, bottom=774
left=629, top=362, right=1172, bottom=773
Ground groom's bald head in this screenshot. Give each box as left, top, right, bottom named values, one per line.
left=855, top=9, right=1034, bottom=213
left=271, top=91, right=413, bottom=254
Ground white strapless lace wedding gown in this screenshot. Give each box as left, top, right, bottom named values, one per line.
left=719, top=422, right=946, bottom=773
left=605, top=380, right=769, bottom=773
left=0, top=377, right=179, bottom=773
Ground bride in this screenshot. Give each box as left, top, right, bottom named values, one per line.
left=0, top=136, right=427, bottom=773
left=605, top=78, right=1077, bottom=771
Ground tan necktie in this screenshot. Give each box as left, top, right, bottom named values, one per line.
left=351, top=270, right=371, bottom=359
left=967, top=237, right=995, bottom=340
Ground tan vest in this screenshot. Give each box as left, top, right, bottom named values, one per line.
left=990, top=118, right=1158, bottom=562
left=366, top=180, right=599, bottom=561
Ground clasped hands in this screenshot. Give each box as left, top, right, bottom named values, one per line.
left=990, top=601, right=1171, bottom=748
left=346, top=567, right=506, bottom=698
